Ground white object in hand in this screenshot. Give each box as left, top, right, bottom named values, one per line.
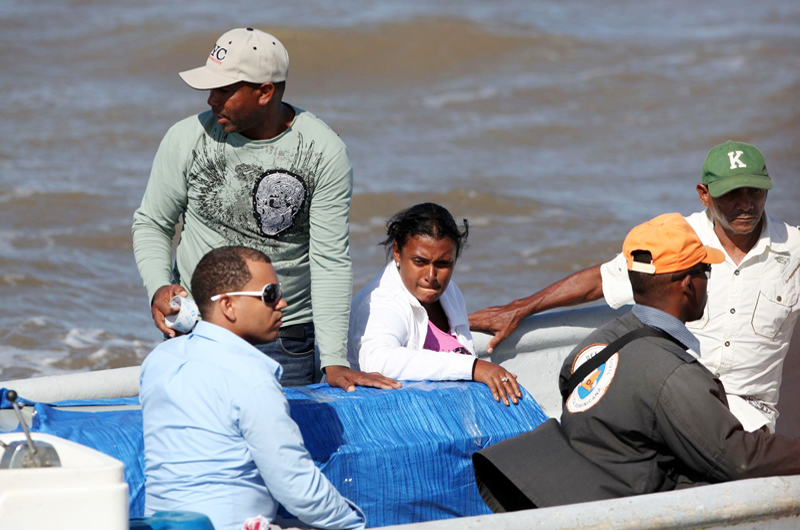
left=164, top=296, right=199, bottom=334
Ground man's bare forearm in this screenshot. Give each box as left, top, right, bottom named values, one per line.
left=469, top=265, right=604, bottom=352
left=509, top=264, right=604, bottom=317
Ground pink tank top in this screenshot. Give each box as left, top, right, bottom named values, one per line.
left=423, top=321, right=471, bottom=355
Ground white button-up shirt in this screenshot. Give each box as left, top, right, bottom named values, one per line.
left=601, top=211, right=800, bottom=432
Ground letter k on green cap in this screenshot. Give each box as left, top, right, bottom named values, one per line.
left=702, top=141, right=772, bottom=198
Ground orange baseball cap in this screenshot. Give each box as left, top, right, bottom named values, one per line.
left=623, top=213, right=725, bottom=274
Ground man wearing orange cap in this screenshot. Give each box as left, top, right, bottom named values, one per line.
left=473, top=214, right=800, bottom=510
left=470, top=141, right=800, bottom=432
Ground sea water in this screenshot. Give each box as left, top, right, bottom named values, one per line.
left=1, top=0, right=799, bottom=378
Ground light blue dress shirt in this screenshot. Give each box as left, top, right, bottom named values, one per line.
left=632, top=304, right=701, bottom=358
left=140, top=321, right=365, bottom=530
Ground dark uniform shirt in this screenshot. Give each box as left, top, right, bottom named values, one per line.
left=474, top=305, right=800, bottom=511
left=558, top=307, right=800, bottom=497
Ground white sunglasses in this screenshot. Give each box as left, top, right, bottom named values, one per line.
left=210, top=283, right=282, bottom=307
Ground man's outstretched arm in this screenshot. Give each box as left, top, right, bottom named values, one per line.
left=468, top=264, right=604, bottom=353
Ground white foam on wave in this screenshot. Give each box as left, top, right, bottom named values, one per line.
left=503, top=215, right=539, bottom=225
left=24, top=316, right=50, bottom=327
left=88, top=348, right=111, bottom=361
left=0, top=185, right=104, bottom=204
left=518, top=245, right=543, bottom=259
left=577, top=64, right=626, bottom=82
left=480, top=108, right=553, bottom=130
left=0, top=231, right=19, bottom=253
left=715, top=55, right=747, bottom=72
left=542, top=207, right=567, bottom=218
left=0, top=320, right=158, bottom=379
left=0, top=187, right=41, bottom=203
left=0, top=274, right=26, bottom=286
left=62, top=328, right=109, bottom=349
left=0, top=230, right=57, bottom=251
left=424, top=87, right=498, bottom=109
left=0, top=222, right=116, bottom=254
left=3, top=316, right=57, bottom=335
left=0, top=345, right=70, bottom=379
left=62, top=328, right=157, bottom=354
left=468, top=216, right=492, bottom=227
left=466, top=215, right=538, bottom=228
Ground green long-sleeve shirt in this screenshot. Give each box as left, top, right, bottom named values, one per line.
left=132, top=106, right=353, bottom=369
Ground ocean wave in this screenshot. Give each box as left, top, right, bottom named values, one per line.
left=0, top=273, right=50, bottom=288
left=351, top=188, right=546, bottom=223
left=424, top=87, right=499, bottom=109
left=0, top=224, right=132, bottom=253
left=119, top=18, right=585, bottom=88
left=0, top=320, right=157, bottom=379
left=0, top=187, right=105, bottom=204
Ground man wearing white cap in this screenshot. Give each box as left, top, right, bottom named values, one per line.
left=133, top=28, right=400, bottom=392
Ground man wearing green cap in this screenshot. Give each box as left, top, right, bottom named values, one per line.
left=470, top=141, right=800, bottom=433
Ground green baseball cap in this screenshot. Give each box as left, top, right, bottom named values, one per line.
left=702, top=140, right=772, bottom=198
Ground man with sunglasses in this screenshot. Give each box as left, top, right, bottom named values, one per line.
left=140, top=246, right=366, bottom=530
left=473, top=214, right=800, bottom=510
left=470, top=141, right=800, bottom=432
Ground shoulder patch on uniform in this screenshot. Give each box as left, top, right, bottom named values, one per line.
left=566, top=343, right=619, bottom=414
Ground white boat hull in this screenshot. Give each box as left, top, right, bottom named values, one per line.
left=0, top=432, right=129, bottom=530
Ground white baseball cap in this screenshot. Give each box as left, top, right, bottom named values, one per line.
left=179, top=28, right=289, bottom=90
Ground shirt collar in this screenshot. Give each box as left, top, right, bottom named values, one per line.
left=750, top=213, right=772, bottom=257
left=632, top=304, right=701, bottom=358
left=762, top=213, right=793, bottom=255
left=190, top=321, right=283, bottom=380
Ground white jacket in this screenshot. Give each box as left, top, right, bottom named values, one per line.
left=347, top=263, right=476, bottom=381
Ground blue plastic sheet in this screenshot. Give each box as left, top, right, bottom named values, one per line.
left=284, top=381, right=547, bottom=525
left=1, top=382, right=547, bottom=527
left=32, top=404, right=147, bottom=517
left=1, top=389, right=145, bottom=518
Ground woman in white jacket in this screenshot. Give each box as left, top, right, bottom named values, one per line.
left=348, top=203, right=521, bottom=406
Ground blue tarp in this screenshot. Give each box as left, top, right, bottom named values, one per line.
left=32, top=403, right=148, bottom=517
left=1, top=382, right=547, bottom=527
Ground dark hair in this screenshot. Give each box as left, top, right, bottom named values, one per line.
left=246, top=81, right=286, bottom=99
left=380, top=203, right=469, bottom=258
left=191, top=246, right=271, bottom=317
left=272, top=81, right=286, bottom=97
left=628, top=250, right=675, bottom=299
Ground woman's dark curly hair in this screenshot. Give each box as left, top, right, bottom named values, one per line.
left=381, top=203, right=469, bottom=259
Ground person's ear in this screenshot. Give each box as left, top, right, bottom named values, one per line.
left=679, top=273, right=699, bottom=306
left=696, top=184, right=712, bottom=209
left=392, top=242, right=401, bottom=266
left=257, top=83, right=276, bottom=106
left=217, top=296, right=238, bottom=323
left=679, top=272, right=692, bottom=290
